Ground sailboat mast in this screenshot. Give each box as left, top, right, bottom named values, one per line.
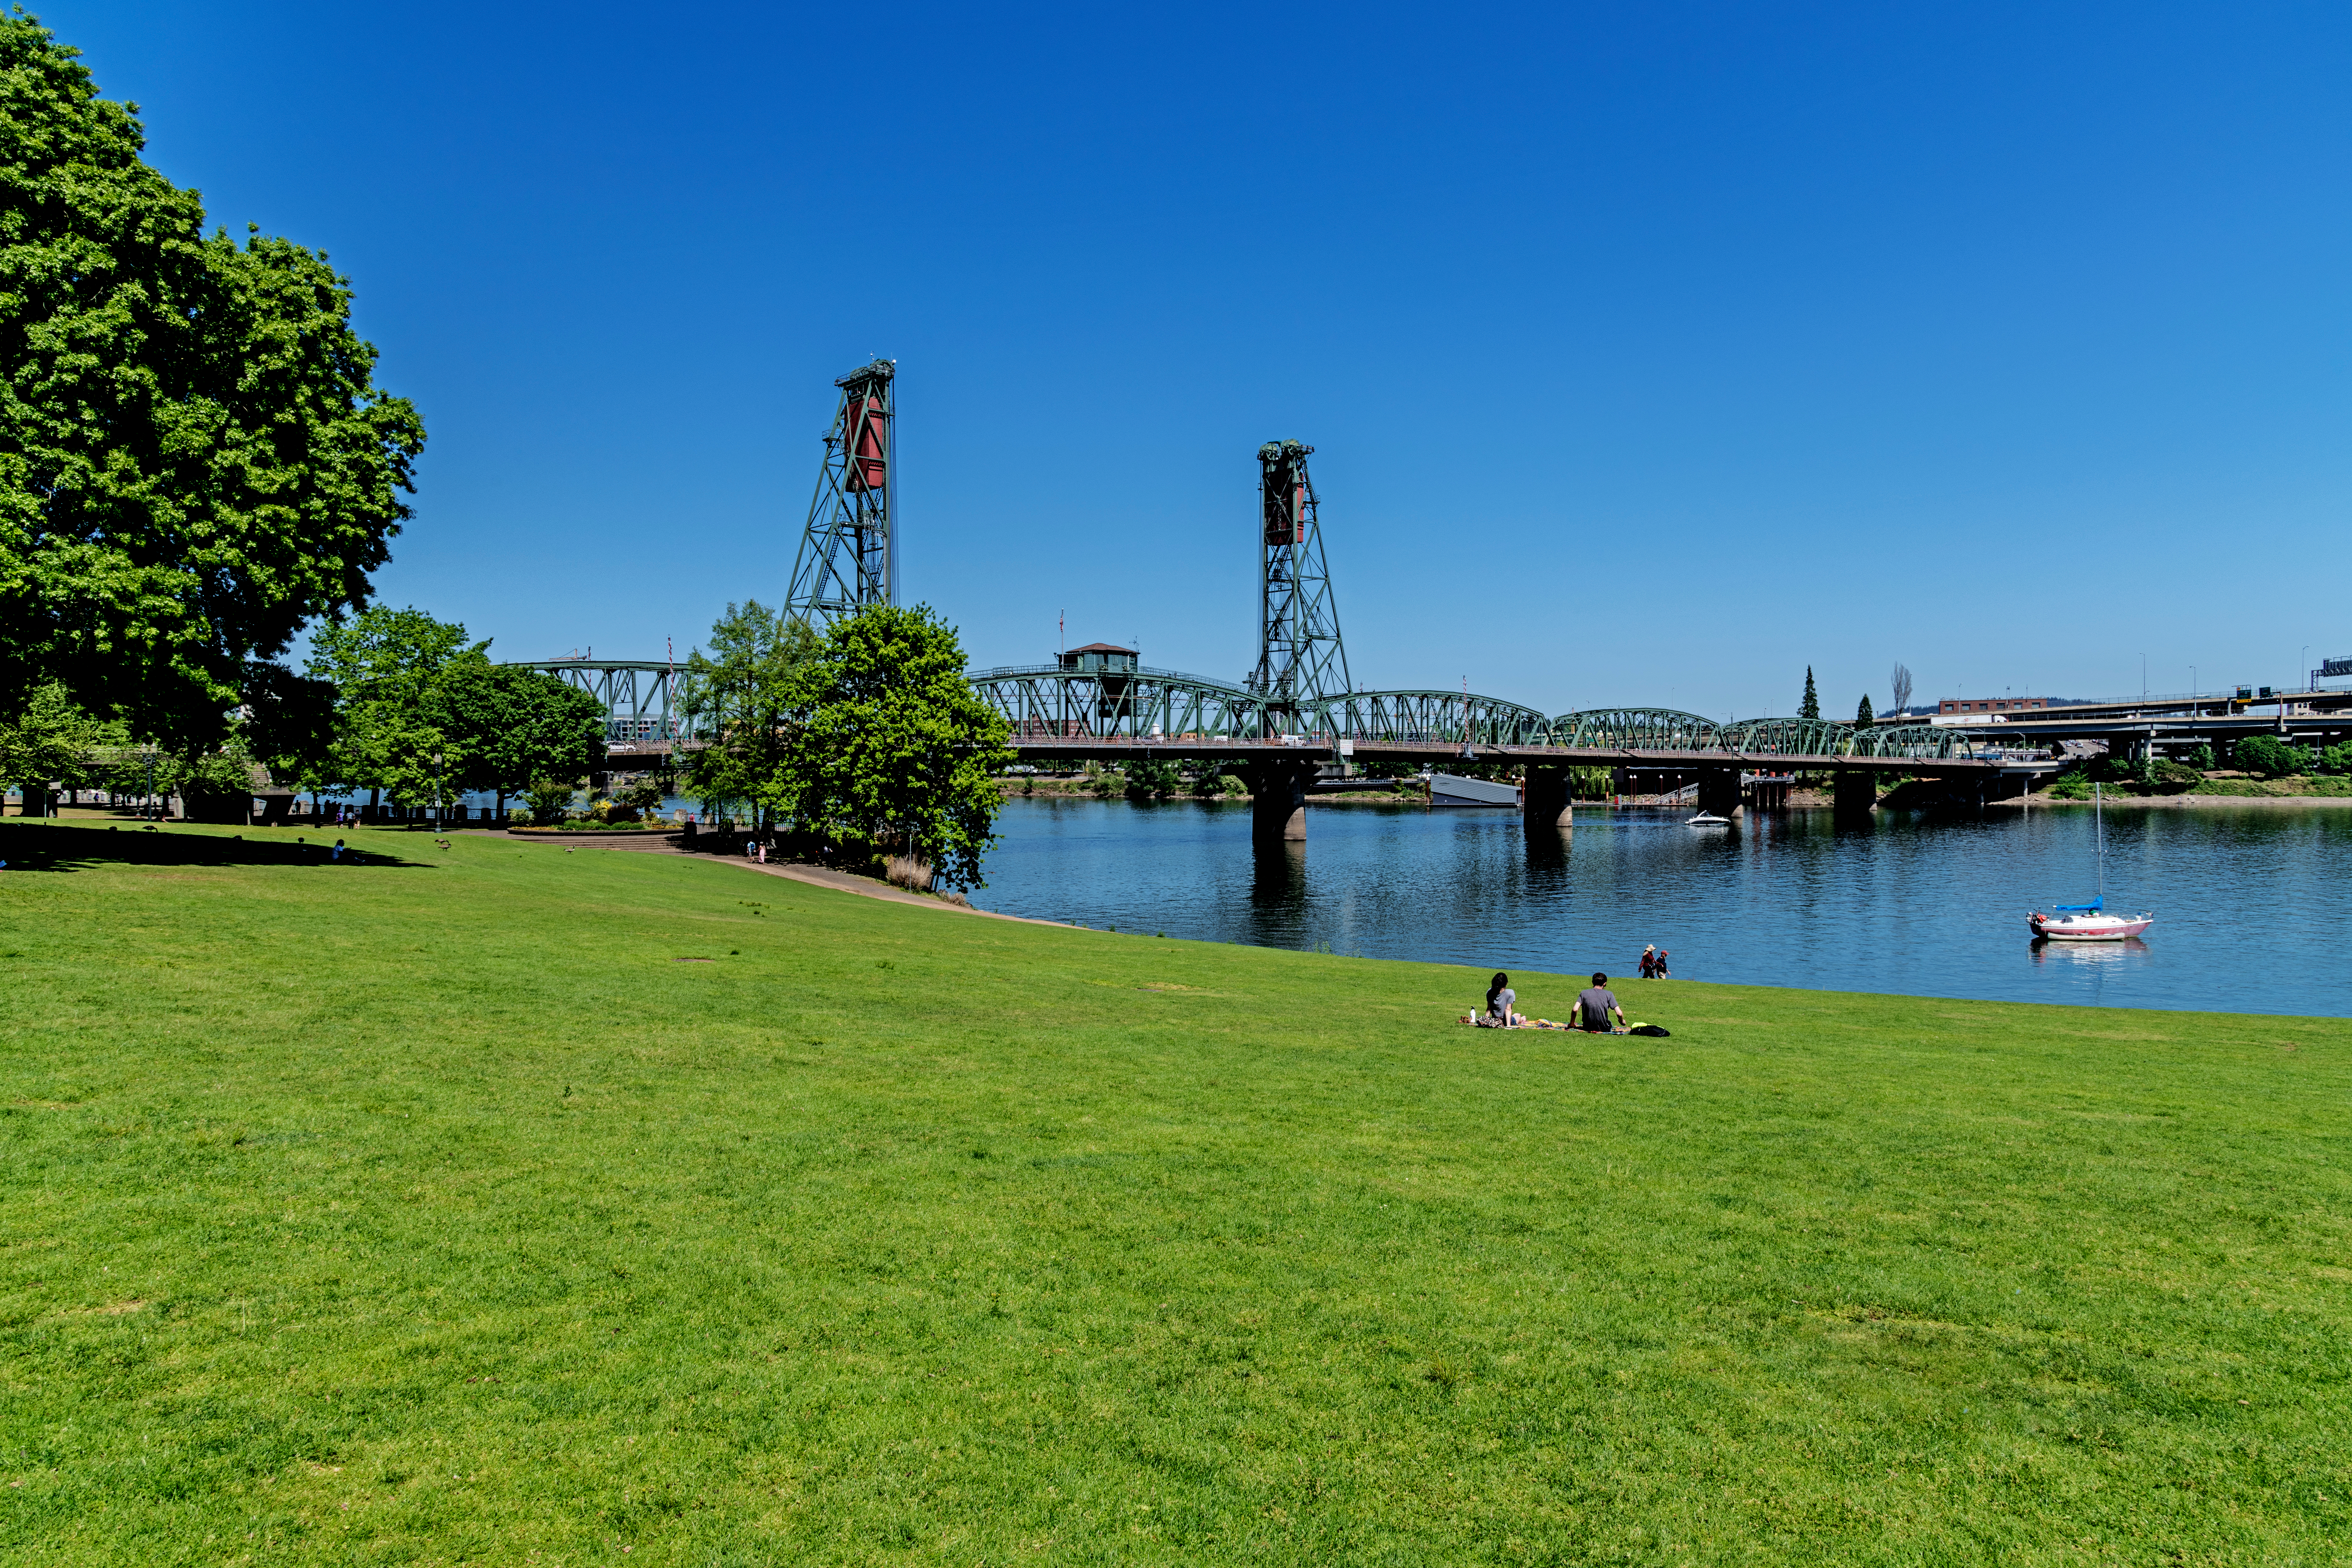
left=2095, top=782, right=2105, bottom=903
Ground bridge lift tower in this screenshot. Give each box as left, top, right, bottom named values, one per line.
left=1248, top=439, right=1351, bottom=736
left=785, top=359, right=898, bottom=629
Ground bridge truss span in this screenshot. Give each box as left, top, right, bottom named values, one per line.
left=507, top=659, right=688, bottom=745
left=970, top=664, right=1269, bottom=742
left=1329, top=690, right=1553, bottom=747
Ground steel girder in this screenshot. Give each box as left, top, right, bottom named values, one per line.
left=1849, top=723, right=1965, bottom=760
left=506, top=660, right=688, bottom=744
left=973, top=676, right=1977, bottom=760
left=970, top=665, right=1269, bottom=742
left=1717, top=716, right=1854, bottom=757
left=1330, top=690, right=1553, bottom=747
left=1549, top=708, right=1725, bottom=751
left=1248, top=439, right=1350, bottom=728
left=786, top=359, right=896, bottom=631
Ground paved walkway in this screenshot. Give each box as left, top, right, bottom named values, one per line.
left=468, top=829, right=1064, bottom=926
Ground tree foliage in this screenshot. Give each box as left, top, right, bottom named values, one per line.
left=0, top=679, right=103, bottom=796
left=0, top=15, right=424, bottom=749
left=1124, top=760, right=1182, bottom=800
left=678, top=601, right=817, bottom=828
left=303, top=606, right=601, bottom=808
left=306, top=607, right=479, bottom=804
left=1799, top=667, right=1820, bottom=721
left=777, top=605, right=1011, bottom=889
left=2233, top=735, right=2303, bottom=778
left=429, top=660, right=605, bottom=808
left=1854, top=693, right=1874, bottom=726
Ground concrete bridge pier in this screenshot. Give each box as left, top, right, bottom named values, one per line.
left=1521, top=765, right=1573, bottom=832
left=1697, top=769, right=1745, bottom=819
left=1831, top=769, right=1877, bottom=823
left=1247, top=760, right=1316, bottom=845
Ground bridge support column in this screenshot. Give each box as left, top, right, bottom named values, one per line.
left=1832, top=770, right=1877, bottom=823
left=1522, top=765, right=1572, bottom=831
left=1247, top=761, right=1315, bottom=845
left=1697, top=769, right=1744, bottom=819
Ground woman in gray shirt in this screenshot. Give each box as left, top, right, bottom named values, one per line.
left=1484, top=972, right=1521, bottom=1028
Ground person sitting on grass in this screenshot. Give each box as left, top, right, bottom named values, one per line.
left=1482, top=972, right=1524, bottom=1028
left=1576, top=972, right=1627, bottom=1033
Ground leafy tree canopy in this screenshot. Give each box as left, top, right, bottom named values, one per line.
left=1855, top=693, right=1874, bottom=726
left=679, top=600, right=817, bottom=828
left=1799, top=667, right=1820, bottom=721
left=0, top=14, right=424, bottom=750
left=0, top=677, right=107, bottom=789
left=779, top=605, right=1011, bottom=889
left=306, top=607, right=479, bottom=802
left=429, top=660, right=605, bottom=805
left=300, top=605, right=606, bottom=807
left=2233, top=735, right=2303, bottom=778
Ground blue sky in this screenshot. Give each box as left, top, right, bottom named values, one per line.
left=48, top=2, right=2352, bottom=718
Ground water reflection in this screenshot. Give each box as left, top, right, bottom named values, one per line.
left=973, top=797, right=2350, bottom=1015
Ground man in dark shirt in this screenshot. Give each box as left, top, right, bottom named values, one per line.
left=1576, top=972, right=1626, bottom=1032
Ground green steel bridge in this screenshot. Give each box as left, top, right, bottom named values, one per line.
left=969, top=662, right=1978, bottom=763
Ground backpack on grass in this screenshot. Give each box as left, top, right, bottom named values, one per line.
left=1629, top=1024, right=1671, bottom=1037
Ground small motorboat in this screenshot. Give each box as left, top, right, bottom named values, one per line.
left=1685, top=811, right=1733, bottom=826
left=2027, top=783, right=2154, bottom=941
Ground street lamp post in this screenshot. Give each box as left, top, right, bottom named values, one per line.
left=432, top=751, right=444, bottom=836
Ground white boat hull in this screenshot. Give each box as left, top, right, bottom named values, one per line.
left=2028, top=911, right=2154, bottom=941
left=1428, top=772, right=1521, bottom=807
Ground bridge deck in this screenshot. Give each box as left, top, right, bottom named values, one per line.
left=1006, top=739, right=2007, bottom=775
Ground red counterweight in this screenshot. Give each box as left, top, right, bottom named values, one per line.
left=845, top=397, right=888, bottom=492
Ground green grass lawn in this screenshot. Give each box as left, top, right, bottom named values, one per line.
left=3, top=819, right=2348, bottom=1565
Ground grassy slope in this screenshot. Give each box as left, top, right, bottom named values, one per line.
left=1, top=821, right=2347, bottom=1566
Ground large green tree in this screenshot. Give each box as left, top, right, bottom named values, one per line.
left=1799, top=667, right=1821, bottom=721
left=778, top=605, right=1011, bottom=889
left=1855, top=693, right=1874, bottom=726
left=0, top=15, right=424, bottom=750
left=0, top=677, right=100, bottom=812
left=429, top=661, right=605, bottom=819
left=305, top=607, right=480, bottom=808
left=678, top=600, right=817, bottom=830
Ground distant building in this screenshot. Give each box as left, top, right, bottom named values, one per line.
left=1937, top=696, right=2049, bottom=716
left=1059, top=642, right=1139, bottom=675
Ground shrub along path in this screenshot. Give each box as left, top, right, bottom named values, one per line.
left=2, top=819, right=2346, bottom=1564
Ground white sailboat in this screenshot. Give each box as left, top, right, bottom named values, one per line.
left=2027, top=783, right=2155, bottom=941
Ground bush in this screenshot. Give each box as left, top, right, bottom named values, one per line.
left=2316, top=742, right=2352, bottom=777
left=2044, top=767, right=2092, bottom=800
left=524, top=779, right=575, bottom=826
left=2234, top=735, right=2302, bottom=778
left=2186, top=744, right=2216, bottom=771
left=2147, top=759, right=2201, bottom=794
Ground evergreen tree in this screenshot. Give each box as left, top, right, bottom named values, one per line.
left=1799, top=667, right=1820, bottom=721
left=1855, top=693, right=1874, bottom=726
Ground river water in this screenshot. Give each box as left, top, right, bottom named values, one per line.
left=968, top=797, right=2350, bottom=1017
